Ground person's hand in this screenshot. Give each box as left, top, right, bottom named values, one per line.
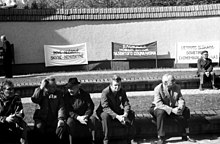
left=122, top=112, right=128, bottom=118
left=123, top=116, right=131, bottom=125
left=116, top=115, right=125, bottom=123
left=6, top=114, right=18, bottom=123
left=205, top=72, right=210, bottom=77
left=177, top=105, right=185, bottom=115
left=172, top=107, right=180, bottom=115
left=57, top=120, right=65, bottom=127
left=172, top=107, right=183, bottom=115
left=40, top=79, right=48, bottom=90
left=77, top=115, right=88, bottom=125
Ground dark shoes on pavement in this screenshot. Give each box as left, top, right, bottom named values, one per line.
left=182, top=136, right=196, bottom=142
left=151, top=136, right=166, bottom=144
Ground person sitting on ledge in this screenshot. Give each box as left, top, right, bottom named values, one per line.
left=31, top=76, right=68, bottom=144
left=197, top=50, right=218, bottom=91
left=94, top=75, right=136, bottom=144
left=0, top=80, right=28, bottom=144
left=64, top=77, right=94, bottom=144
left=149, top=74, right=196, bottom=144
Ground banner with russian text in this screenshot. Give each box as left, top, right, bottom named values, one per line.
left=112, top=41, right=157, bottom=60
left=176, top=42, right=219, bottom=63
left=44, top=43, right=88, bottom=67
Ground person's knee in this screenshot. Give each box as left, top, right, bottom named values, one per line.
left=200, top=72, right=205, bottom=76
left=34, top=120, right=45, bottom=135
left=155, top=109, right=166, bottom=118
left=100, top=112, right=111, bottom=121
left=210, top=72, right=215, bottom=76
left=128, top=110, right=135, bottom=118
left=66, top=117, right=76, bottom=127
left=90, top=115, right=97, bottom=123
left=89, top=115, right=98, bottom=129
left=182, top=107, right=190, bottom=119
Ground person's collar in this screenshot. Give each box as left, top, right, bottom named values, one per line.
left=109, top=86, right=119, bottom=96
left=162, top=83, right=172, bottom=91
left=69, top=89, right=81, bottom=97
left=202, top=57, right=207, bottom=60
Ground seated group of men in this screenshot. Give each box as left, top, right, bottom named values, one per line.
left=0, top=75, right=135, bottom=144
left=0, top=73, right=201, bottom=144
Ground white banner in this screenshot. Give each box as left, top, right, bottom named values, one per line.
left=176, top=41, right=219, bottom=63
left=44, top=43, right=88, bottom=67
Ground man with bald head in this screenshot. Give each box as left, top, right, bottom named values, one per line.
left=149, top=74, right=195, bottom=144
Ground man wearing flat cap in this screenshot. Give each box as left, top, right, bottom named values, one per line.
left=197, top=50, right=217, bottom=91
left=64, top=77, right=94, bottom=144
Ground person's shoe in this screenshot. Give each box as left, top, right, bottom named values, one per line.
left=199, top=85, right=204, bottom=91
left=157, top=136, right=166, bottom=144
left=150, top=136, right=166, bottom=144
left=182, top=136, right=196, bottom=142
left=20, top=138, right=27, bottom=144
left=103, top=140, right=109, bottom=144
left=212, top=85, right=218, bottom=90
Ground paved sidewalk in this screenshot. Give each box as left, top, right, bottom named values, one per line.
left=21, top=88, right=220, bottom=103
left=133, top=134, right=220, bottom=144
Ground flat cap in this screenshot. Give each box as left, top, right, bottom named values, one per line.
left=201, top=50, right=208, bottom=55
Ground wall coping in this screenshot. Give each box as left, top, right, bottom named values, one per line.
left=0, top=4, right=220, bottom=21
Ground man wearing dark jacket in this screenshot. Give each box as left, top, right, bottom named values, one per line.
left=31, top=76, right=67, bottom=144
left=197, top=50, right=217, bottom=91
left=0, top=80, right=28, bottom=144
left=1, top=35, right=14, bottom=78
left=95, top=75, right=135, bottom=144
left=64, top=77, right=94, bottom=144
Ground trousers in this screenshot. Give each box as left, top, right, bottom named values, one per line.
left=99, top=111, right=136, bottom=144
left=149, top=106, right=190, bottom=137
left=199, top=71, right=215, bottom=85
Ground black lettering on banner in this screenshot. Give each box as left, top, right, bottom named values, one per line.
left=179, top=56, right=200, bottom=60
left=114, top=52, right=133, bottom=56
left=51, top=55, right=63, bottom=60
left=53, top=49, right=80, bottom=55
left=186, top=51, right=201, bottom=55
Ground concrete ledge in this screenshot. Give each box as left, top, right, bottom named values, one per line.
left=135, top=109, right=220, bottom=139
left=15, top=76, right=220, bottom=98
left=90, top=109, right=220, bottom=141
left=25, top=109, right=220, bottom=142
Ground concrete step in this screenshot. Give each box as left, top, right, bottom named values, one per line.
left=21, top=89, right=220, bottom=103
